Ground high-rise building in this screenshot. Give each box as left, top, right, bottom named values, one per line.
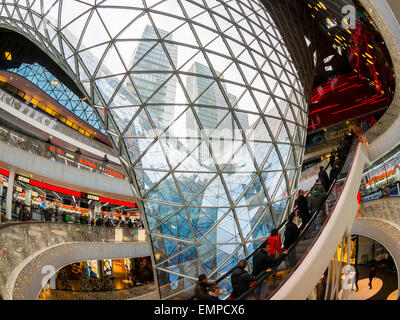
left=128, top=25, right=178, bottom=129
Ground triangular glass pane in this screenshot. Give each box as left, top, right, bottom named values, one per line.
left=194, top=82, right=228, bottom=108
left=271, top=199, right=288, bottom=225
left=175, top=172, right=216, bottom=204
left=187, top=207, right=218, bottom=240
left=236, top=175, right=268, bottom=207
left=192, top=175, right=230, bottom=207
left=136, top=140, right=169, bottom=170
left=146, top=175, right=183, bottom=205
left=236, top=90, right=258, bottom=113
left=117, top=16, right=158, bottom=40
left=223, top=144, right=257, bottom=172
left=248, top=208, right=275, bottom=241
left=124, top=138, right=154, bottom=164
left=80, top=11, right=111, bottom=49
left=109, top=77, right=141, bottom=107
left=132, top=43, right=173, bottom=72
left=110, top=106, right=140, bottom=133
left=249, top=142, right=273, bottom=168
left=123, top=107, right=154, bottom=138
left=222, top=173, right=253, bottom=203
left=135, top=169, right=168, bottom=195
left=263, top=147, right=282, bottom=171
left=97, top=44, right=126, bottom=77
left=175, top=140, right=216, bottom=172
left=249, top=119, right=273, bottom=142
left=145, top=201, right=182, bottom=231
left=192, top=24, right=219, bottom=47
left=147, top=74, right=178, bottom=104
left=155, top=209, right=194, bottom=241
left=202, top=212, right=241, bottom=244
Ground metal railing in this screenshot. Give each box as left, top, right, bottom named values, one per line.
left=235, top=141, right=360, bottom=300
left=184, top=137, right=358, bottom=300
left=0, top=124, right=127, bottom=180
left=0, top=220, right=147, bottom=300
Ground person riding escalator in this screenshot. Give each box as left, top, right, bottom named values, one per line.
left=252, top=240, right=288, bottom=278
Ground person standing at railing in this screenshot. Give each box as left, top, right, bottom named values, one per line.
left=74, top=148, right=81, bottom=166
left=44, top=138, right=53, bottom=159
left=101, top=154, right=109, bottom=173
left=18, top=204, right=32, bottom=221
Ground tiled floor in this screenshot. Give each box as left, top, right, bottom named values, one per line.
left=38, top=282, right=156, bottom=300
left=338, top=264, right=398, bottom=300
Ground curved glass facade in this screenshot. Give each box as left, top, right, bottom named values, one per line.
left=0, top=0, right=308, bottom=298
left=0, top=61, right=105, bottom=133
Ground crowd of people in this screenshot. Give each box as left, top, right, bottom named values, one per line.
left=193, top=130, right=358, bottom=300
left=5, top=199, right=145, bottom=229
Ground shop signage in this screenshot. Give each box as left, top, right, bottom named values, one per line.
left=81, top=192, right=100, bottom=201
left=16, top=174, right=30, bottom=184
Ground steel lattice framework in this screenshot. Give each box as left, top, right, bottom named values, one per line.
left=0, top=0, right=309, bottom=298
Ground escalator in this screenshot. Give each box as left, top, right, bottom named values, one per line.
left=207, top=140, right=368, bottom=300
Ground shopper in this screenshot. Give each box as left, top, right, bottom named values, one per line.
left=318, top=166, right=330, bottom=193
left=267, top=228, right=283, bottom=257
left=203, top=284, right=220, bottom=300
left=284, top=213, right=300, bottom=268
left=231, top=259, right=256, bottom=299
left=194, top=274, right=213, bottom=300
left=101, top=154, right=109, bottom=173
left=308, top=185, right=327, bottom=215
left=368, top=266, right=376, bottom=289
left=352, top=266, right=360, bottom=291
left=95, top=217, right=103, bottom=226
left=329, top=151, right=336, bottom=168
left=18, top=204, right=32, bottom=221
left=74, top=148, right=82, bottom=165
left=295, top=190, right=311, bottom=231
left=252, top=240, right=288, bottom=277
left=329, top=164, right=340, bottom=184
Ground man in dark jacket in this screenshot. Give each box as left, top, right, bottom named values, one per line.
left=295, top=190, right=311, bottom=231
left=284, top=213, right=300, bottom=267
left=329, top=164, right=340, bottom=184
left=231, top=260, right=256, bottom=299
left=252, top=241, right=288, bottom=277
left=318, top=166, right=331, bottom=193
left=284, top=213, right=300, bottom=250
left=307, top=186, right=327, bottom=215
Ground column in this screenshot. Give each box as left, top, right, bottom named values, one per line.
left=0, top=184, right=3, bottom=223
left=6, top=167, right=15, bottom=221
left=94, top=201, right=101, bottom=218
left=25, top=187, right=32, bottom=210
left=97, top=260, right=104, bottom=279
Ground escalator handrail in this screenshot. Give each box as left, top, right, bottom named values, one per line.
left=0, top=124, right=124, bottom=175
left=186, top=159, right=333, bottom=300
left=236, top=141, right=360, bottom=300
left=210, top=161, right=334, bottom=287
